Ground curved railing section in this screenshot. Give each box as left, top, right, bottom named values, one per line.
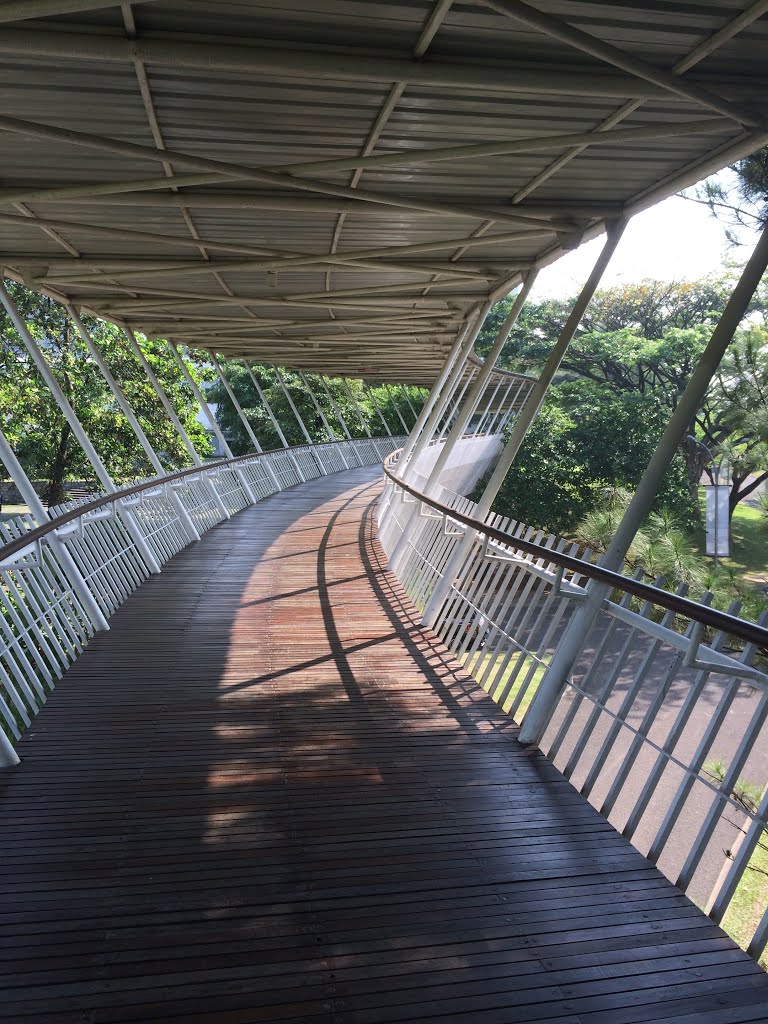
left=379, top=442, right=768, bottom=962
left=0, top=436, right=404, bottom=764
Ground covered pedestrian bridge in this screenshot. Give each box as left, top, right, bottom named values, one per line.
left=5, top=463, right=768, bottom=1023
left=4, top=1, right=768, bottom=1020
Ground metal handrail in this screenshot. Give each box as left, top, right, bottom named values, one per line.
left=383, top=449, right=768, bottom=650
left=0, top=439, right=363, bottom=562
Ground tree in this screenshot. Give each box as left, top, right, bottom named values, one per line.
left=206, top=364, right=415, bottom=455
left=0, top=283, right=211, bottom=504
left=707, top=328, right=768, bottom=516
left=689, top=147, right=768, bottom=241
left=484, top=278, right=768, bottom=530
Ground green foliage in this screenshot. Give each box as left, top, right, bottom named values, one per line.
left=480, top=276, right=768, bottom=537
left=475, top=403, right=606, bottom=536
left=206, top=365, right=416, bottom=454
left=574, top=490, right=706, bottom=588
left=692, top=148, right=768, bottom=238
left=1, top=282, right=211, bottom=503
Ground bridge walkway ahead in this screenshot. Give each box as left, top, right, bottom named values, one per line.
left=2, top=466, right=767, bottom=1024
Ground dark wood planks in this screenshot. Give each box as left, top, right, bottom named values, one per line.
left=1, top=466, right=767, bottom=1023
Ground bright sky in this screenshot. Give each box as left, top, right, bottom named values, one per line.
left=529, top=171, right=754, bottom=301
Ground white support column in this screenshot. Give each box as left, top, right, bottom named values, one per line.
left=399, top=384, right=419, bottom=422
left=122, top=327, right=230, bottom=521
left=421, top=223, right=625, bottom=627
left=209, top=352, right=282, bottom=493
left=68, top=307, right=200, bottom=543
left=366, top=385, right=393, bottom=437
left=342, top=379, right=373, bottom=438
left=0, top=281, right=162, bottom=575
left=273, top=365, right=314, bottom=445
left=319, top=378, right=353, bottom=439
left=394, top=321, right=473, bottom=477
left=299, top=372, right=338, bottom=442
left=169, top=343, right=258, bottom=505
left=399, top=308, right=490, bottom=483
left=208, top=350, right=280, bottom=493
left=123, top=328, right=201, bottom=464
left=476, top=375, right=506, bottom=434
left=437, top=365, right=475, bottom=442
left=297, top=372, right=339, bottom=474
left=0, top=428, right=110, bottom=634
left=209, top=351, right=262, bottom=453
left=385, top=384, right=410, bottom=433
left=520, top=217, right=768, bottom=745
left=493, top=380, right=529, bottom=434
left=317, top=377, right=356, bottom=467
left=243, top=362, right=306, bottom=482
left=424, top=273, right=536, bottom=495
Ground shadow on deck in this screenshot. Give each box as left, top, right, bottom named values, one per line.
left=2, top=466, right=767, bottom=1023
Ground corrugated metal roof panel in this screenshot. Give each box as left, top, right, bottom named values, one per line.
left=0, top=0, right=764, bottom=382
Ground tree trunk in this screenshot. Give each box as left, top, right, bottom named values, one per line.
left=681, top=435, right=708, bottom=522
left=45, top=422, right=72, bottom=506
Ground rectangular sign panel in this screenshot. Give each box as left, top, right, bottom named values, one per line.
left=704, top=484, right=730, bottom=558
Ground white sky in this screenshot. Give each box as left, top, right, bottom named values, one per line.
left=529, top=172, right=754, bottom=301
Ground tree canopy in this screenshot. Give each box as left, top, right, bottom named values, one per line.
left=477, top=275, right=768, bottom=535
left=205, top=363, right=419, bottom=455
left=1, top=283, right=211, bottom=504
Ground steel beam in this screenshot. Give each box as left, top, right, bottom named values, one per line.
left=0, top=28, right=722, bottom=98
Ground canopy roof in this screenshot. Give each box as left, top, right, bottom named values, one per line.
left=0, top=0, right=766, bottom=383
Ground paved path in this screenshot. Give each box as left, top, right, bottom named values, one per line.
left=2, top=467, right=767, bottom=1023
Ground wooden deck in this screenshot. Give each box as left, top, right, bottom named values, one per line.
left=2, top=466, right=768, bottom=1024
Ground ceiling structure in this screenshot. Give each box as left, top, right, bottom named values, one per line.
left=0, top=0, right=766, bottom=385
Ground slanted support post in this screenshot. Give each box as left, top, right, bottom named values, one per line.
left=298, top=372, right=341, bottom=474
left=273, top=365, right=314, bottom=445
left=385, top=384, right=411, bottom=433
left=421, top=221, right=626, bottom=628
left=342, top=379, right=373, bottom=438
left=366, top=385, right=393, bottom=437
left=477, top=375, right=506, bottom=434
left=0, top=280, right=162, bottom=575
left=168, top=343, right=259, bottom=505
left=243, top=363, right=306, bottom=482
left=208, top=351, right=262, bottom=453
left=400, top=305, right=492, bottom=482
left=0, top=428, right=110, bottom=635
left=424, top=272, right=537, bottom=495
left=67, top=307, right=200, bottom=543
left=399, top=384, right=419, bottom=423
left=318, top=378, right=358, bottom=467
left=208, top=352, right=282, bottom=493
left=299, top=372, right=337, bottom=442
left=437, top=365, right=476, bottom=442
left=520, top=218, right=768, bottom=745
left=273, top=364, right=331, bottom=476
left=394, top=321, right=474, bottom=478
left=122, top=328, right=230, bottom=520
left=489, top=379, right=525, bottom=434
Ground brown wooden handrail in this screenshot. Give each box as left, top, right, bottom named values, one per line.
left=383, top=450, right=768, bottom=651
left=0, top=437, right=388, bottom=562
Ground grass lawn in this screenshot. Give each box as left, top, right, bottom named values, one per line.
left=696, top=488, right=768, bottom=582
left=722, top=837, right=768, bottom=970
left=462, top=649, right=547, bottom=721
left=724, top=502, right=768, bottom=582
left=0, top=503, right=29, bottom=524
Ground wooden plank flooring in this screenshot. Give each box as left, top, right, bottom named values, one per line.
left=2, top=466, right=767, bottom=1023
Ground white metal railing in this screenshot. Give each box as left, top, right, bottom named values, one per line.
left=0, top=437, right=404, bottom=762
left=379, top=442, right=768, bottom=962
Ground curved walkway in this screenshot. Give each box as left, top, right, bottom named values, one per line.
left=2, top=467, right=767, bottom=1023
